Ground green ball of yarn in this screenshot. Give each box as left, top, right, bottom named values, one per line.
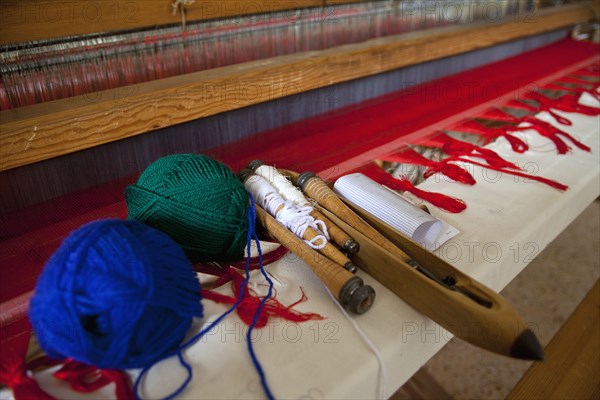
left=125, top=154, right=249, bottom=262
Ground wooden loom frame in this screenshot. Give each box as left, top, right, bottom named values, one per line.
left=0, top=2, right=598, bottom=173
left=1, top=3, right=599, bottom=398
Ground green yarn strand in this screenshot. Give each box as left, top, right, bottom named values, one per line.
left=125, top=154, right=249, bottom=262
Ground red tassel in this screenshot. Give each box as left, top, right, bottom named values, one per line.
left=420, top=133, right=520, bottom=170
left=401, top=180, right=467, bottom=213
left=489, top=108, right=591, bottom=154
left=523, top=117, right=591, bottom=153
left=203, top=267, right=324, bottom=328
left=361, top=164, right=467, bottom=213
left=1, top=333, right=134, bottom=400
left=380, top=147, right=476, bottom=185
left=509, top=98, right=573, bottom=126
left=0, top=334, right=56, bottom=400
left=454, top=119, right=529, bottom=153
left=454, top=158, right=568, bottom=191
left=523, top=91, right=600, bottom=117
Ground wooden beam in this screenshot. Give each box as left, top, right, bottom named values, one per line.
left=0, top=0, right=323, bottom=45
left=392, top=367, right=454, bottom=400
left=0, top=3, right=596, bottom=172
left=507, top=280, right=599, bottom=400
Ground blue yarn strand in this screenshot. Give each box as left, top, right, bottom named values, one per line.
left=134, top=193, right=275, bottom=400
left=245, top=193, right=276, bottom=400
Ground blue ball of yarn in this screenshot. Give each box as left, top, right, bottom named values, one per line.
left=29, top=219, right=203, bottom=369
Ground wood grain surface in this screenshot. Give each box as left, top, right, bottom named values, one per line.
left=1, top=3, right=596, bottom=171
left=507, top=280, right=600, bottom=399
left=319, top=204, right=536, bottom=357
left=0, top=0, right=323, bottom=45
left=254, top=205, right=354, bottom=300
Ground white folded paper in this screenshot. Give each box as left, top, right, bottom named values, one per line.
left=334, top=173, right=451, bottom=250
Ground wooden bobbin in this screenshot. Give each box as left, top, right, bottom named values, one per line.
left=255, top=205, right=375, bottom=315
left=240, top=168, right=356, bottom=273
left=296, top=172, right=411, bottom=262
left=301, top=224, right=356, bottom=272
left=311, top=209, right=360, bottom=254
left=248, top=162, right=358, bottom=270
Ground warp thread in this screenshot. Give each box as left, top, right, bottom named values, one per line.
left=428, top=133, right=519, bottom=170
left=380, top=148, right=476, bottom=185
left=171, top=0, right=195, bottom=30
left=454, top=119, right=530, bottom=153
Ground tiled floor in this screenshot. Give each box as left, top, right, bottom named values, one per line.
left=398, top=200, right=600, bottom=399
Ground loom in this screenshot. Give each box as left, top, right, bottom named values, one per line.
left=1, top=0, right=599, bottom=398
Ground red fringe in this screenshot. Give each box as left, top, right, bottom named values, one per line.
left=454, top=119, right=529, bottom=153
left=524, top=116, right=591, bottom=153
left=53, top=360, right=134, bottom=400
left=523, top=91, right=600, bottom=117
left=507, top=98, right=573, bottom=125
left=546, top=81, right=600, bottom=100
left=361, top=164, right=467, bottom=213
left=380, top=147, right=476, bottom=185
left=419, top=133, right=520, bottom=170
left=485, top=107, right=591, bottom=154
left=456, top=159, right=568, bottom=191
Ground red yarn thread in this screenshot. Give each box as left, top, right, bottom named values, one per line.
left=485, top=108, right=591, bottom=154
left=420, top=133, right=520, bottom=170
left=52, top=359, right=134, bottom=400
left=0, top=334, right=55, bottom=400
left=454, top=119, right=529, bottom=153
left=0, top=333, right=134, bottom=400
left=193, top=244, right=288, bottom=280
left=361, top=164, right=467, bottom=213
left=445, top=158, right=568, bottom=191
left=546, top=81, right=600, bottom=100
left=202, top=267, right=324, bottom=328
left=507, top=98, right=573, bottom=125
left=522, top=91, right=600, bottom=117
left=380, top=147, right=476, bottom=185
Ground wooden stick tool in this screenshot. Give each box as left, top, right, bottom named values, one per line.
left=295, top=172, right=412, bottom=262
left=298, top=172, right=544, bottom=360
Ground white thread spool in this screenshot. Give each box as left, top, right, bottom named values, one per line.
left=243, top=174, right=328, bottom=249
left=254, top=164, right=307, bottom=205
left=253, top=164, right=329, bottom=239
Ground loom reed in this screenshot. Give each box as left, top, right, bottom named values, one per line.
left=0, top=1, right=520, bottom=110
